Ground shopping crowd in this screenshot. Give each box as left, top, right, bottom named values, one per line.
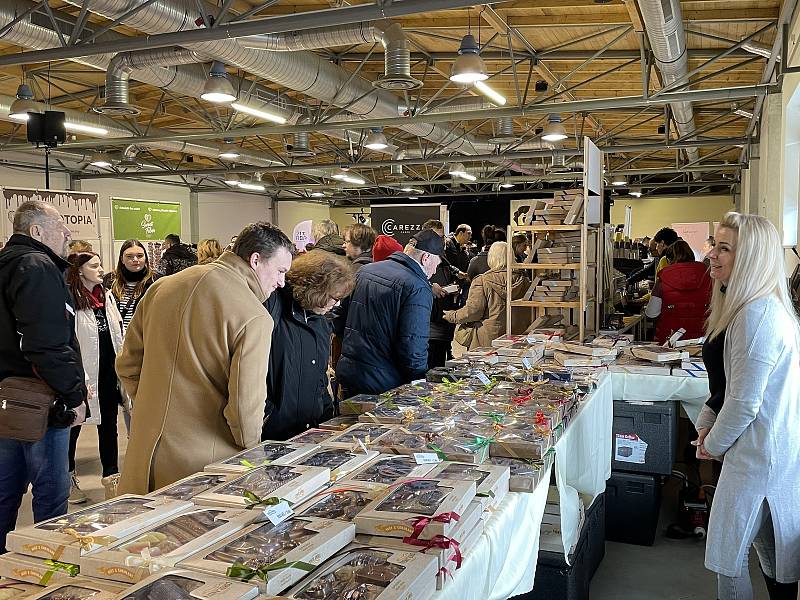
left=0, top=200, right=797, bottom=600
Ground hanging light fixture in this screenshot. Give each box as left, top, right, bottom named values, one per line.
left=8, top=84, right=38, bottom=121
left=223, top=173, right=240, bottom=186
left=230, top=101, right=286, bottom=124
left=332, top=170, right=366, bottom=185
left=450, top=34, right=489, bottom=84
left=364, top=128, right=389, bottom=151
left=238, top=181, right=266, bottom=191
left=541, top=114, right=568, bottom=142
left=89, top=151, right=113, bottom=168
left=219, top=138, right=240, bottom=160
left=311, top=191, right=326, bottom=197
left=449, top=162, right=477, bottom=181
left=201, top=62, right=237, bottom=103
left=629, top=187, right=642, bottom=198
left=611, top=175, right=627, bottom=186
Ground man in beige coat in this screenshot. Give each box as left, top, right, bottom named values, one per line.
left=116, top=222, right=294, bottom=493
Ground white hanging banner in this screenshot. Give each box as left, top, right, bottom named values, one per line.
left=2, top=187, right=100, bottom=241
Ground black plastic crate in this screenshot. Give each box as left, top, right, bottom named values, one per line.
left=612, top=400, right=678, bottom=475
left=605, top=471, right=662, bottom=546
left=513, top=493, right=605, bottom=600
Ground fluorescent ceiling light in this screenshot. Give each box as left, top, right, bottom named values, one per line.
left=611, top=175, right=627, bottom=186
left=449, top=162, right=477, bottom=181
left=541, top=114, right=567, bottom=142
left=89, top=151, right=113, bottom=168
left=332, top=171, right=366, bottom=185
left=311, top=191, right=326, bottom=197
left=201, top=61, right=236, bottom=104
left=733, top=108, right=754, bottom=119
left=9, top=113, right=30, bottom=122
left=450, top=34, right=489, bottom=84
left=409, top=196, right=419, bottom=200
left=65, top=122, right=108, bottom=136
left=364, top=128, right=389, bottom=151
left=499, top=181, right=515, bottom=189
left=238, top=182, right=265, bottom=191
left=219, top=150, right=240, bottom=160
left=231, top=101, right=287, bottom=124
left=474, top=81, right=506, bottom=106
left=223, top=173, right=240, bottom=185
left=629, top=187, right=642, bottom=198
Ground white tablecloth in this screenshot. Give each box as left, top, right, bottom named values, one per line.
left=610, top=371, right=709, bottom=422
left=435, top=373, right=614, bottom=599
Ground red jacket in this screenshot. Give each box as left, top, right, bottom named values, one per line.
left=654, top=261, right=712, bottom=344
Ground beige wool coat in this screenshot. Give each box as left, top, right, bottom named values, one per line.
left=116, top=251, right=273, bottom=494
left=444, top=268, right=529, bottom=350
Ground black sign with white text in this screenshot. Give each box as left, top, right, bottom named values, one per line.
left=369, top=203, right=442, bottom=245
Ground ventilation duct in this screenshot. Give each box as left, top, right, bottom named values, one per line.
left=389, top=149, right=406, bottom=179
left=287, top=131, right=315, bottom=157
left=638, top=0, right=700, bottom=163
left=488, top=117, right=521, bottom=145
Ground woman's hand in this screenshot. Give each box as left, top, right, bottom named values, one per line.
left=692, top=427, right=720, bottom=461
left=442, top=310, right=455, bottom=323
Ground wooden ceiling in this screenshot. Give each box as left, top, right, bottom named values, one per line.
left=0, top=0, right=784, bottom=198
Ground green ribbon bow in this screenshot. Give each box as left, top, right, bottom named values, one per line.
left=40, top=560, right=79, bottom=585
left=239, top=459, right=269, bottom=469
left=462, top=435, right=493, bottom=454
left=427, top=443, right=449, bottom=461
left=419, top=395, right=434, bottom=406
left=226, top=558, right=316, bottom=583
left=483, top=412, right=505, bottom=425
left=242, top=490, right=292, bottom=510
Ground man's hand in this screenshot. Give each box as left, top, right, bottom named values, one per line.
left=455, top=271, right=468, bottom=281
left=431, top=283, right=447, bottom=298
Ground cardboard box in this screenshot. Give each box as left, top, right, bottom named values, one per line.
left=489, top=429, right=552, bottom=461
left=6, top=496, right=192, bottom=564
left=287, top=429, right=336, bottom=445
left=323, top=424, right=397, bottom=451
left=0, top=578, right=42, bottom=598
left=16, top=577, right=126, bottom=600
left=179, top=517, right=355, bottom=595
left=425, top=462, right=510, bottom=509
left=295, top=482, right=388, bottom=522
left=0, top=553, right=81, bottom=587
left=80, top=507, right=260, bottom=584
left=286, top=447, right=378, bottom=481
left=204, top=442, right=318, bottom=474
left=355, top=479, right=476, bottom=540
left=338, top=394, right=381, bottom=416
left=115, top=569, right=259, bottom=600
left=147, top=472, right=237, bottom=502
left=318, top=416, right=360, bottom=431
left=285, top=545, right=438, bottom=600
left=341, top=454, right=437, bottom=486
left=194, top=465, right=330, bottom=510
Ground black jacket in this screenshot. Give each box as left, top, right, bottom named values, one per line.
left=429, top=262, right=458, bottom=341
left=157, top=244, right=197, bottom=276
left=262, top=285, right=335, bottom=440
left=0, top=235, right=86, bottom=409
left=467, top=250, right=490, bottom=281
left=445, top=235, right=471, bottom=273
left=352, top=250, right=373, bottom=271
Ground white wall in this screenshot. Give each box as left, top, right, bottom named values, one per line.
left=196, top=191, right=272, bottom=245
left=275, top=200, right=331, bottom=238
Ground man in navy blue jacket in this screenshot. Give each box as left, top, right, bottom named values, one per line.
left=336, top=230, right=443, bottom=396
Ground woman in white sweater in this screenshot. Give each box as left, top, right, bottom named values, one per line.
left=694, top=212, right=800, bottom=600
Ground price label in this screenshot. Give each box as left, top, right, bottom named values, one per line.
left=263, top=501, right=293, bottom=525
left=475, top=371, right=491, bottom=385
left=522, top=357, right=533, bottom=369
left=414, top=452, right=442, bottom=465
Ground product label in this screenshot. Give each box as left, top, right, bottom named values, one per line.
left=263, top=501, right=293, bottom=525
left=475, top=371, right=491, bottom=385
left=413, top=452, right=442, bottom=465
left=614, top=433, right=648, bottom=464
left=522, top=357, right=534, bottom=369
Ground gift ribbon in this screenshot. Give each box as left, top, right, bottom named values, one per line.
left=124, top=547, right=170, bottom=574
left=62, top=528, right=116, bottom=552
left=438, top=566, right=455, bottom=581
left=240, top=459, right=268, bottom=469
left=535, top=410, right=548, bottom=426
left=241, top=490, right=292, bottom=510
left=427, top=443, right=448, bottom=461
left=226, top=558, right=316, bottom=583
left=40, top=560, right=79, bottom=585
left=406, top=512, right=460, bottom=540
left=402, top=534, right=463, bottom=568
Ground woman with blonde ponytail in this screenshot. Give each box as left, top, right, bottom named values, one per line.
left=694, top=212, right=800, bottom=600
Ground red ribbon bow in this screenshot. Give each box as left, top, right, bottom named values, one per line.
left=406, top=512, right=461, bottom=540
left=535, top=410, right=547, bottom=425
left=511, top=394, right=531, bottom=406
left=438, top=566, right=455, bottom=581
left=401, top=535, right=463, bottom=568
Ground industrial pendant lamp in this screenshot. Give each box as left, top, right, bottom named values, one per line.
left=611, top=175, right=627, bottom=187
left=450, top=34, right=488, bottom=84
left=541, top=114, right=568, bottom=142
left=201, top=62, right=236, bottom=103
left=364, top=128, right=389, bottom=151
left=9, top=84, right=39, bottom=121
left=89, top=151, right=113, bottom=168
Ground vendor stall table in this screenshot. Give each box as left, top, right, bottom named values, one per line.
left=610, top=372, right=708, bottom=422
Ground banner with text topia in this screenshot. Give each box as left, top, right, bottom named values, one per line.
left=369, top=203, right=442, bottom=246
left=111, top=197, right=181, bottom=267
left=2, top=187, right=99, bottom=243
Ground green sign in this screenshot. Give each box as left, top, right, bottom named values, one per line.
left=111, top=198, right=181, bottom=241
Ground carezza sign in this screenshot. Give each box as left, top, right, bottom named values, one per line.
left=370, top=203, right=442, bottom=245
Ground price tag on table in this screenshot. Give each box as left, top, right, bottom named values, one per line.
left=414, top=452, right=442, bottom=465
left=522, top=357, right=534, bottom=369
left=263, top=501, right=293, bottom=525
left=475, top=371, right=491, bottom=386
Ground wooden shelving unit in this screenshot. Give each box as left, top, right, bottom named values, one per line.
left=506, top=138, right=604, bottom=342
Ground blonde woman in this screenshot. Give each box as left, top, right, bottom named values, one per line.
left=443, top=242, right=529, bottom=349
left=197, top=239, right=223, bottom=265
left=694, top=212, right=800, bottom=600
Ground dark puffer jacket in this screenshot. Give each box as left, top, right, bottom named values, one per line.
left=157, top=243, right=197, bottom=276
left=0, top=235, right=86, bottom=409
left=336, top=252, right=433, bottom=395
left=262, top=285, right=334, bottom=441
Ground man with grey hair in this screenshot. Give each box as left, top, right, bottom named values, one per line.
left=337, top=229, right=443, bottom=395
left=0, top=200, right=87, bottom=552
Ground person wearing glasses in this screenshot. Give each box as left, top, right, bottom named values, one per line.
left=262, top=250, right=355, bottom=440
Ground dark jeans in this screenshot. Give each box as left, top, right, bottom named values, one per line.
left=0, top=426, right=70, bottom=553
left=68, top=386, right=120, bottom=478
left=428, top=339, right=453, bottom=370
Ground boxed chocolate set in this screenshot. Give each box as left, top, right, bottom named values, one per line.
left=12, top=577, right=126, bottom=600
left=338, top=394, right=381, bottom=416
left=424, top=462, right=510, bottom=509
left=323, top=425, right=397, bottom=451
left=147, top=473, right=236, bottom=502
left=205, top=443, right=318, bottom=474
left=288, top=429, right=337, bottom=445
left=80, top=508, right=259, bottom=584
left=0, top=553, right=81, bottom=587
left=354, top=479, right=476, bottom=540
left=0, top=578, right=42, bottom=599
left=287, top=447, right=378, bottom=481
left=115, top=569, right=259, bottom=600
left=284, top=545, right=438, bottom=600
left=295, top=483, right=388, bottom=523
left=194, top=465, right=329, bottom=510
left=179, top=517, right=354, bottom=595
left=6, top=497, right=192, bottom=564
left=341, top=455, right=437, bottom=486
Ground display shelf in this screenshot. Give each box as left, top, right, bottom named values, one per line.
left=512, top=263, right=581, bottom=270
left=510, top=300, right=582, bottom=308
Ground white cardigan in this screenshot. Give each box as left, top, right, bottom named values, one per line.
left=74, top=289, right=125, bottom=426
left=697, top=295, right=800, bottom=582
